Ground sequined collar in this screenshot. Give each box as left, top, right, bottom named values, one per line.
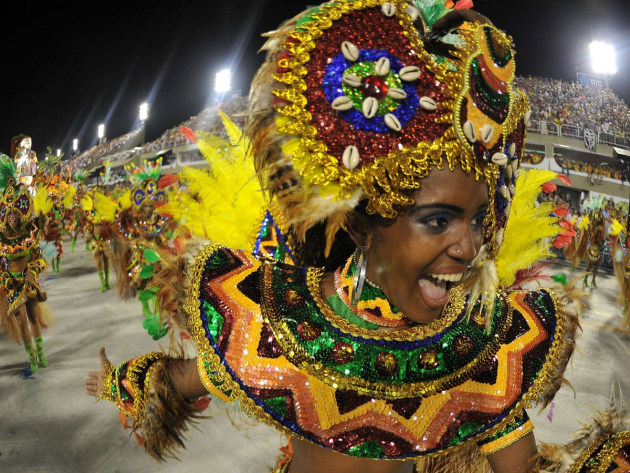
left=0, top=220, right=41, bottom=257
left=260, top=259, right=512, bottom=399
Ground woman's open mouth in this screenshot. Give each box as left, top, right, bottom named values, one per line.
left=418, top=273, right=464, bottom=309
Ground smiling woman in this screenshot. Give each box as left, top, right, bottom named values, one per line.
left=84, top=1, right=628, bottom=472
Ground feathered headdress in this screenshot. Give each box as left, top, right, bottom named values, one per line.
left=246, top=0, right=572, bottom=329
left=248, top=0, right=529, bottom=259
left=124, top=158, right=166, bottom=209
left=0, top=154, right=37, bottom=226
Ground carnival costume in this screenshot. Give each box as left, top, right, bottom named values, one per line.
left=80, top=183, right=116, bottom=293
left=92, top=1, right=629, bottom=471
left=41, top=177, right=75, bottom=273
left=0, top=155, right=52, bottom=372
left=111, top=158, right=178, bottom=339
left=583, top=208, right=606, bottom=288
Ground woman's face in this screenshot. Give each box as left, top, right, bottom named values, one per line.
left=364, top=166, right=489, bottom=324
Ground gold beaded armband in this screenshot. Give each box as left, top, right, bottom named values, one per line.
left=99, top=352, right=168, bottom=424
left=27, top=257, right=46, bottom=275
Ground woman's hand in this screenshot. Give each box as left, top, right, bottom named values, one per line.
left=85, top=347, right=111, bottom=398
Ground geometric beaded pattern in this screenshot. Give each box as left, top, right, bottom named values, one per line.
left=190, top=246, right=567, bottom=459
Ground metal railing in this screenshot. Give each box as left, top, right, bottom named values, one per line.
left=528, top=120, right=630, bottom=150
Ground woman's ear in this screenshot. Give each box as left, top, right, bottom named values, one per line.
left=344, top=211, right=373, bottom=251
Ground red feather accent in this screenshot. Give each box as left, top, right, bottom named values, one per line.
left=553, top=234, right=573, bottom=248
left=158, top=173, right=178, bottom=189
left=511, top=262, right=553, bottom=289
left=179, top=126, right=197, bottom=143
left=454, top=0, right=474, bottom=9
left=559, top=219, right=574, bottom=230
left=553, top=206, right=569, bottom=217
left=556, top=174, right=571, bottom=185
left=542, top=182, right=557, bottom=193
left=194, top=396, right=212, bottom=411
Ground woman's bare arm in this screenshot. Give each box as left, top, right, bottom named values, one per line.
left=85, top=347, right=207, bottom=400
left=487, top=432, right=538, bottom=473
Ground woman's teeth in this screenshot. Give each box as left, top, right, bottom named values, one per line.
left=428, top=273, right=464, bottom=283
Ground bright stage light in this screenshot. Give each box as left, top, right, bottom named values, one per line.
left=98, top=124, right=105, bottom=139
left=214, top=69, right=231, bottom=93
left=57, top=149, right=61, bottom=157
left=589, top=41, right=617, bottom=75
left=73, top=139, right=78, bottom=152
left=139, top=102, right=149, bottom=122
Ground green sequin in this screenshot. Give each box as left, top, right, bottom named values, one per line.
left=264, top=396, right=288, bottom=417
left=203, top=301, right=224, bottom=339
left=347, top=440, right=386, bottom=458
left=342, top=62, right=403, bottom=116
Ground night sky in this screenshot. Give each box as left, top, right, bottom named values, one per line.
left=2, top=0, right=629, bottom=158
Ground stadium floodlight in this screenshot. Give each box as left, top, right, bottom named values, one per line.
left=57, top=149, right=61, bottom=157
left=589, top=41, right=617, bottom=75
left=73, top=139, right=78, bottom=152
left=214, top=69, right=231, bottom=93
left=139, top=102, right=149, bottom=122
left=98, top=124, right=105, bottom=140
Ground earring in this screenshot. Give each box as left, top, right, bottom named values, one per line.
left=351, top=248, right=367, bottom=306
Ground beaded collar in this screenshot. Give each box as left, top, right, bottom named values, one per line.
left=0, top=220, right=41, bottom=258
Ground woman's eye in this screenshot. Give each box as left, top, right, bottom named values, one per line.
left=472, top=211, right=487, bottom=227
left=420, top=213, right=450, bottom=228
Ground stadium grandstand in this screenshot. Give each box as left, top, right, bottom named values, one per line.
left=66, top=76, right=629, bottom=208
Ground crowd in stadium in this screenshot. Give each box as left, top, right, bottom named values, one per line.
left=515, top=76, right=630, bottom=141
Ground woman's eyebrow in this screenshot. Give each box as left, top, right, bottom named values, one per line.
left=409, top=202, right=489, bottom=215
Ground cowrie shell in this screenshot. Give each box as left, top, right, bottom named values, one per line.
left=399, top=66, right=421, bottom=82
left=506, top=163, right=513, bottom=180
left=404, top=5, right=421, bottom=20
left=341, top=41, right=359, bottom=62
left=331, top=96, right=353, bottom=111
left=387, top=87, right=407, bottom=100
left=463, top=120, right=477, bottom=143
left=504, top=202, right=512, bottom=217
left=514, top=168, right=522, bottom=179
left=495, top=228, right=505, bottom=246
left=362, top=97, right=379, bottom=118
left=384, top=113, right=402, bottom=132
left=381, top=2, right=396, bottom=17
left=508, top=143, right=516, bottom=157
left=499, top=185, right=509, bottom=200
left=342, top=145, right=360, bottom=170
left=480, top=124, right=494, bottom=143
left=375, top=57, right=390, bottom=76
left=342, top=73, right=362, bottom=87
left=509, top=185, right=516, bottom=197
left=524, top=110, right=531, bottom=126
left=419, top=96, right=437, bottom=111
left=511, top=159, right=519, bottom=173
left=491, top=152, right=508, bottom=166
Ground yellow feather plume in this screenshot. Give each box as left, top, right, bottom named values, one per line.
left=33, top=185, right=53, bottom=215
left=116, top=189, right=132, bottom=211
left=495, top=169, right=562, bottom=288
left=62, top=185, right=77, bottom=209
left=93, top=192, right=118, bottom=223
left=609, top=218, right=624, bottom=237
left=159, top=113, right=266, bottom=250
left=577, top=214, right=590, bottom=230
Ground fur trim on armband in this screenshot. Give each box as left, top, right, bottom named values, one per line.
left=137, top=357, right=207, bottom=461
left=537, top=386, right=630, bottom=472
